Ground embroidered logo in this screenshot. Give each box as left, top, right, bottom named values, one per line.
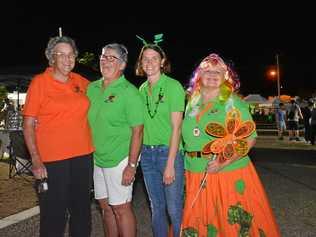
left=105, top=95, right=116, bottom=103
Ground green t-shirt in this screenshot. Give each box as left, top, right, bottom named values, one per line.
left=139, top=74, right=185, bottom=147
left=87, top=76, right=144, bottom=168
left=182, top=95, right=257, bottom=173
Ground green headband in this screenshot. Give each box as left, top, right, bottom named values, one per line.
left=136, top=33, right=164, bottom=46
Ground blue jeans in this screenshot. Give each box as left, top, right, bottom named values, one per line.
left=140, top=145, right=184, bottom=237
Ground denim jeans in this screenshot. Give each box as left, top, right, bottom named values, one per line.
left=140, top=145, right=184, bottom=237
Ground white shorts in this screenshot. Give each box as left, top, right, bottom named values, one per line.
left=93, top=157, right=134, bottom=205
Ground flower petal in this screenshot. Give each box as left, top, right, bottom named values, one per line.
left=233, top=139, right=249, bottom=157
left=226, top=118, right=238, bottom=134
left=210, top=139, right=226, bottom=154
left=202, top=141, right=213, bottom=155
left=234, top=121, right=256, bottom=138
left=223, top=143, right=235, bottom=160
left=205, top=122, right=227, bottom=137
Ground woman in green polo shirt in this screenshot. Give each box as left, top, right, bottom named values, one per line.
left=135, top=37, right=185, bottom=237
left=181, top=53, right=280, bottom=236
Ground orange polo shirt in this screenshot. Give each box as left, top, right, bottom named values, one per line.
left=23, top=67, right=94, bottom=163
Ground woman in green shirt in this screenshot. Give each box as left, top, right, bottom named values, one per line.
left=135, top=38, right=185, bottom=237
left=181, top=53, right=280, bottom=236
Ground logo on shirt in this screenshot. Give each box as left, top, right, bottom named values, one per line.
left=105, top=95, right=116, bottom=103
left=73, top=85, right=83, bottom=93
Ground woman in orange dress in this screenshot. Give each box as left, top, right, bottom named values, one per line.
left=181, top=53, right=280, bottom=237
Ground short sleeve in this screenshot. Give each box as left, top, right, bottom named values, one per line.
left=169, top=80, right=185, bottom=112
left=22, top=76, right=44, bottom=117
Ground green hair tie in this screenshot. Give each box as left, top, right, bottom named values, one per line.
left=136, top=33, right=164, bottom=46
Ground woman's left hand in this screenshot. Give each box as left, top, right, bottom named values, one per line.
left=207, top=154, right=239, bottom=173
left=163, top=164, right=175, bottom=185
left=207, top=159, right=223, bottom=173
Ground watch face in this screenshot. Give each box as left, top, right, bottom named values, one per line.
left=129, top=162, right=136, bottom=168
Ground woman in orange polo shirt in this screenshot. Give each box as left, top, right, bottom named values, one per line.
left=23, top=36, right=94, bottom=237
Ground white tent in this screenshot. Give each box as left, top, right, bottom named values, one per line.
left=244, top=94, right=270, bottom=104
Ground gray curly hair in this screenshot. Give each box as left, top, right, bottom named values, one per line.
left=45, top=36, right=78, bottom=66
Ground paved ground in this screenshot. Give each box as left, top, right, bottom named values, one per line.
left=1, top=135, right=316, bottom=236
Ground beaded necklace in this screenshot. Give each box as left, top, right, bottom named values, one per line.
left=146, top=87, right=164, bottom=119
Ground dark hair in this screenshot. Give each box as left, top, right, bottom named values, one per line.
left=135, top=44, right=171, bottom=76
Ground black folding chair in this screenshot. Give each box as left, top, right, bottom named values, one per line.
left=8, top=130, right=33, bottom=179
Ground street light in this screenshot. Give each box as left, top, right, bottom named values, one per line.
left=267, top=54, right=281, bottom=99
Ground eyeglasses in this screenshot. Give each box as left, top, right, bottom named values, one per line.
left=53, top=52, right=76, bottom=60
left=99, top=54, right=121, bottom=62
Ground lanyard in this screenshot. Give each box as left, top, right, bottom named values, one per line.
left=196, top=102, right=212, bottom=123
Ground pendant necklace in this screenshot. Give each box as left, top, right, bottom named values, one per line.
left=146, top=87, right=164, bottom=119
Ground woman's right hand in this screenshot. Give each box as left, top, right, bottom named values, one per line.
left=32, top=159, right=47, bottom=179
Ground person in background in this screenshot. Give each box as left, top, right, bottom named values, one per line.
left=276, top=102, right=287, bottom=140
left=135, top=34, right=185, bottom=237
left=181, top=53, right=280, bottom=236
left=23, top=36, right=94, bottom=237
left=301, top=100, right=313, bottom=143
left=310, top=102, right=316, bottom=145
left=287, top=99, right=303, bottom=141
left=87, top=43, right=143, bottom=237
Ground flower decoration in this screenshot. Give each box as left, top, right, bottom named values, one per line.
left=202, top=109, right=255, bottom=162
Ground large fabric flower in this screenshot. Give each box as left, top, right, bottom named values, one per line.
left=202, top=109, right=255, bottom=161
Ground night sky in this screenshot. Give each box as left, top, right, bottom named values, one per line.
left=2, top=2, right=316, bottom=98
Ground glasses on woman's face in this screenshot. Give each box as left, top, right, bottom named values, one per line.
left=99, top=54, right=121, bottom=62
left=53, top=52, right=76, bottom=61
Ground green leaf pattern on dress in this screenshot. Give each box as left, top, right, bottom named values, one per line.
left=182, top=227, right=199, bottom=237
left=228, top=202, right=253, bottom=237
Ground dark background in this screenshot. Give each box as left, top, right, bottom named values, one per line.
left=1, top=2, right=315, bottom=97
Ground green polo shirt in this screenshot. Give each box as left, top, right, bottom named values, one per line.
left=139, top=74, right=185, bottom=147
left=182, top=95, right=257, bottom=173
left=87, top=76, right=144, bottom=168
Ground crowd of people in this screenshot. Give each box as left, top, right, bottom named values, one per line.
left=22, top=34, right=281, bottom=236
left=275, top=98, right=316, bottom=144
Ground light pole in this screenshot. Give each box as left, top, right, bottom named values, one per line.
left=276, top=54, right=281, bottom=99
left=268, top=54, right=281, bottom=99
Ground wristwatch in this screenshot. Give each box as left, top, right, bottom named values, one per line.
left=128, top=162, right=137, bottom=168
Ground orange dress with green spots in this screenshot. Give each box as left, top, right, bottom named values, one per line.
left=181, top=96, right=280, bottom=237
